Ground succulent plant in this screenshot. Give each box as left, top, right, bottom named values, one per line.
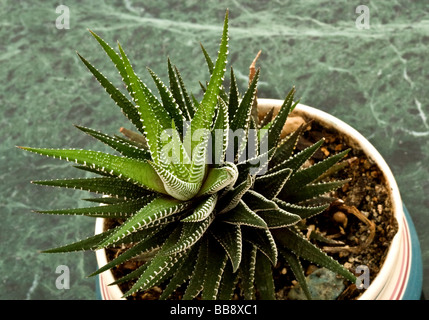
left=19, top=11, right=356, bottom=300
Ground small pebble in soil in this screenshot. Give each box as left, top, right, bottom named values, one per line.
left=333, top=211, right=348, bottom=227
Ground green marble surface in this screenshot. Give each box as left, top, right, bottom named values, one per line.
left=1, top=0, right=428, bottom=299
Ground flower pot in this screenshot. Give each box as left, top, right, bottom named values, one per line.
left=94, top=219, right=126, bottom=300
left=95, top=99, right=423, bottom=300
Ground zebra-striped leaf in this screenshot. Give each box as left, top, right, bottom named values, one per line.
left=254, top=167, right=293, bottom=199
left=165, top=213, right=214, bottom=255
left=183, top=237, right=208, bottom=300
left=123, top=226, right=186, bottom=297
left=272, top=227, right=356, bottom=282
left=197, top=163, right=238, bottom=196
left=210, top=222, right=242, bottom=272
left=220, top=200, right=267, bottom=229
left=35, top=196, right=156, bottom=218
left=31, top=177, right=150, bottom=199
left=182, top=194, right=218, bottom=222
left=239, top=242, right=257, bottom=300
left=243, top=227, right=277, bottom=265
left=281, top=149, right=350, bottom=195
left=279, top=247, right=312, bottom=300
left=149, top=161, right=200, bottom=201
left=77, top=48, right=143, bottom=134
left=274, top=199, right=330, bottom=220
left=218, top=174, right=253, bottom=214
left=19, top=147, right=166, bottom=194
left=201, top=236, right=228, bottom=300
left=147, top=67, right=185, bottom=136
left=159, top=245, right=199, bottom=300
left=242, top=190, right=278, bottom=212
left=187, top=10, right=229, bottom=155
left=254, top=250, right=275, bottom=300
left=98, top=196, right=192, bottom=248
left=74, top=125, right=151, bottom=160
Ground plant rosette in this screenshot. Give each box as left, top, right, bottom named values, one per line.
left=95, top=99, right=423, bottom=300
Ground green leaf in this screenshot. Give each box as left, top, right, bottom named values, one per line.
left=258, top=107, right=275, bottom=130
left=117, top=42, right=167, bottom=162
left=235, top=146, right=276, bottom=185
left=241, top=190, right=279, bottom=212
left=281, top=149, right=350, bottom=195
left=165, top=213, right=214, bottom=255
left=98, top=196, right=191, bottom=248
left=43, top=224, right=153, bottom=253
left=212, top=98, right=229, bottom=166
left=123, top=226, right=186, bottom=297
left=217, top=262, right=238, bottom=300
left=88, top=30, right=131, bottom=92
left=89, top=226, right=171, bottom=277
left=272, top=227, right=356, bottom=282
left=42, top=228, right=116, bottom=253
left=254, top=251, right=275, bottom=300
left=243, top=228, right=277, bottom=265
left=279, top=248, right=312, bottom=300
left=269, top=138, right=324, bottom=175
left=183, top=237, right=208, bottom=300
left=200, top=43, right=214, bottom=74
left=274, top=199, right=330, bottom=220
left=31, top=177, right=150, bottom=199
left=199, top=44, right=229, bottom=103
left=187, top=10, right=229, bottom=155
left=230, top=69, right=259, bottom=132
left=167, top=58, right=191, bottom=121
left=74, top=125, right=151, bottom=160
left=218, top=174, right=253, bottom=214
left=174, top=65, right=196, bottom=118
left=73, top=165, right=113, bottom=177
left=197, top=163, right=238, bottom=196
left=159, top=245, right=199, bottom=300
left=220, top=200, right=267, bottom=229
left=210, top=222, right=242, bottom=272
left=81, top=34, right=144, bottom=133
left=19, top=147, right=166, bottom=194
left=248, top=116, right=260, bottom=157
left=230, top=69, right=260, bottom=161
left=110, top=263, right=148, bottom=286
left=264, top=87, right=296, bottom=150
left=256, top=208, right=301, bottom=228
left=254, top=168, right=292, bottom=199
left=201, top=236, right=228, bottom=300
left=147, top=67, right=185, bottom=136
left=269, top=123, right=307, bottom=169
left=35, top=195, right=156, bottom=218
left=182, top=194, right=218, bottom=222
left=285, top=180, right=349, bottom=203
left=239, top=242, right=257, bottom=300
left=228, top=67, right=239, bottom=119
left=83, top=197, right=128, bottom=205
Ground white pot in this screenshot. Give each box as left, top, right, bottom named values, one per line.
left=95, top=99, right=423, bottom=300
left=94, top=219, right=126, bottom=300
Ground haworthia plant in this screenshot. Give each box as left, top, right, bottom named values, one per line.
left=20, top=10, right=356, bottom=300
